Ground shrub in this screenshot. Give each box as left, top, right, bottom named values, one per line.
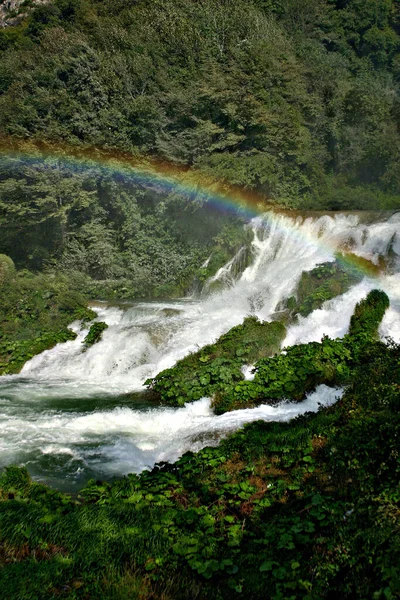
left=0, top=254, right=16, bottom=285
left=83, top=321, right=108, bottom=347
left=146, top=317, right=286, bottom=406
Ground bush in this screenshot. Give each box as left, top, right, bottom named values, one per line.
left=0, top=254, right=16, bottom=285
left=213, top=290, right=390, bottom=413
left=83, top=321, right=108, bottom=347
left=349, top=289, right=390, bottom=340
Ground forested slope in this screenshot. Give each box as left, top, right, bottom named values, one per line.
left=0, top=0, right=399, bottom=212
left=0, top=0, right=400, bottom=291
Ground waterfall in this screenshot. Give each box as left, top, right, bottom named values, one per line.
left=0, top=211, right=399, bottom=489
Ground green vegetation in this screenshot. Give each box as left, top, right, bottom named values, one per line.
left=213, top=335, right=353, bottom=414
left=0, top=253, right=16, bottom=284
left=1, top=0, right=399, bottom=300
left=0, top=262, right=95, bottom=374
left=1, top=331, right=399, bottom=599
left=82, top=321, right=108, bottom=348
left=215, top=289, right=390, bottom=412
left=0, top=1, right=399, bottom=597
left=0, top=153, right=250, bottom=297
left=147, top=289, right=390, bottom=414
left=145, top=316, right=286, bottom=407
left=0, top=0, right=399, bottom=214
left=349, top=288, right=391, bottom=340
left=284, top=256, right=365, bottom=318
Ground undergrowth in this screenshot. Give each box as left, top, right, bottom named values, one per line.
left=147, top=290, right=390, bottom=414
left=83, top=321, right=108, bottom=348
left=0, top=338, right=399, bottom=599
left=0, top=262, right=95, bottom=374
left=145, top=317, right=286, bottom=407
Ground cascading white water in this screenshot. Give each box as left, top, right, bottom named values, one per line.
left=1, top=211, right=399, bottom=489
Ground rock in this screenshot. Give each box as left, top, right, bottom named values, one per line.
left=0, top=0, right=52, bottom=28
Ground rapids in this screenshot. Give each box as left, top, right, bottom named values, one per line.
left=1, top=211, right=399, bottom=490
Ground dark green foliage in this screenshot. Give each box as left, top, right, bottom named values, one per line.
left=147, top=290, right=389, bottom=413
left=82, top=321, right=108, bottom=347
left=0, top=267, right=95, bottom=374
left=215, top=290, right=389, bottom=412
left=213, top=336, right=351, bottom=413
left=349, top=288, right=390, bottom=340
left=0, top=253, right=16, bottom=284
left=0, top=340, right=399, bottom=599
left=213, top=334, right=356, bottom=413
left=145, top=317, right=286, bottom=406
left=286, top=256, right=364, bottom=318
left=0, top=0, right=399, bottom=209
left=0, top=328, right=77, bottom=375
left=0, top=154, right=248, bottom=296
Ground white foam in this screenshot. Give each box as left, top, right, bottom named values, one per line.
left=0, top=385, right=342, bottom=477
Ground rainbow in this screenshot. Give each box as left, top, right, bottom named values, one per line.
left=0, top=137, right=387, bottom=279
left=0, top=137, right=271, bottom=218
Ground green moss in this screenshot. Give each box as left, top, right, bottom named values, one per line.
left=0, top=328, right=77, bottom=375
left=349, top=288, right=390, bottom=341
left=287, top=258, right=363, bottom=319
left=83, top=321, right=108, bottom=348
left=213, top=289, right=390, bottom=414
left=146, top=317, right=286, bottom=407
left=286, top=255, right=386, bottom=321
left=0, top=254, right=16, bottom=285
left=212, top=335, right=354, bottom=414
left=147, top=290, right=389, bottom=414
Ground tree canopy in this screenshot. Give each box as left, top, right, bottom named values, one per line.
left=0, top=0, right=399, bottom=210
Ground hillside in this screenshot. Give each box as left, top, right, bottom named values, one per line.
left=0, top=0, right=399, bottom=212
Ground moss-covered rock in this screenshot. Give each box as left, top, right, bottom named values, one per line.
left=349, top=288, right=390, bottom=341
left=147, top=290, right=390, bottom=414
left=212, top=336, right=353, bottom=414
left=212, top=289, right=390, bottom=414
left=83, top=321, right=108, bottom=348
left=0, top=269, right=92, bottom=374
left=145, top=317, right=286, bottom=406
left=285, top=256, right=364, bottom=319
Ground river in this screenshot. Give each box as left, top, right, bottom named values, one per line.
left=1, top=211, right=399, bottom=491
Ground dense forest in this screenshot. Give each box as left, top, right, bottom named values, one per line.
left=0, top=0, right=399, bottom=287
left=0, top=0, right=399, bottom=209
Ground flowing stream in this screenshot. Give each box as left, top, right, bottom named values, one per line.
left=1, top=211, right=399, bottom=490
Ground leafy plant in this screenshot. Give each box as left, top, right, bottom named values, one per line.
left=83, top=321, right=108, bottom=348
left=1, top=338, right=399, bottom=599
left=212, top=290, right=389, bottom=413
left=146, top=317, right=286, bottom=406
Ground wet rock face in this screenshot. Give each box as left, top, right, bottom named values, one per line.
left=0, top=0, right=52, bottom=27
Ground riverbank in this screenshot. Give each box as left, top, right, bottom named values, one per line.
left=1, top=337, right=399, bottom=599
